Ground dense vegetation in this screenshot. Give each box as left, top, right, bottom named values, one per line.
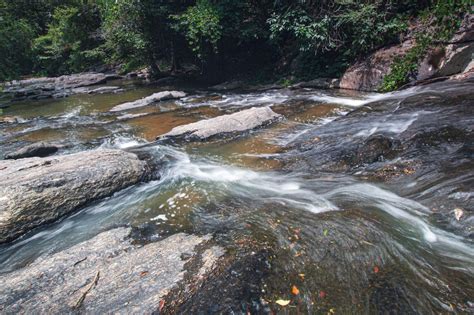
left=0, top=0, right=470, bottom=89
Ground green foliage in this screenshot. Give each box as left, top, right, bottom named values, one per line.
left=268, top=2, right=408, bottom=57
left=0, top=0, right=469, bottom=84
left=268, top=9, right=333, bottom=53
left=172, top=0, right=222, bottom=61
left=0, top=15, right=35, bottom=81
left=32, top=5, right=104, bottom=75
left=101, top=0, right=148, bottom=70
left=381, top=0, right=472, bottom=91
left=380, top=36, right=431, bottom=92
left=337, top=4, right=407, bottom=56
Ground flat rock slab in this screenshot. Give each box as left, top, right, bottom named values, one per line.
left=4, top=142, right=59, bottom=159
left=1, top=73, right=127, bottom=102
left=0, top=149, right=155, bottom=243
left=110, top=91, right=186, bottom=112
left=160, top=106, right=282, bottom=140
left=0, top=228, right=224, bottom=313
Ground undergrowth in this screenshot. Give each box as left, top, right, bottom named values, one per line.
left=380, top=1, right=472, bottom=92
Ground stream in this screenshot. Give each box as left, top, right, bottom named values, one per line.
left=0, top=78, right=473, bottom=313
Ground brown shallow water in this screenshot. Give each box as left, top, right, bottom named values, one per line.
left=0, top=81, right=473, bottom=313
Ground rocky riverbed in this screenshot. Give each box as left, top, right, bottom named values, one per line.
left=0, top=74, right=473, bottom=313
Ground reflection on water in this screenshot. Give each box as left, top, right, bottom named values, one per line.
left=0, top=81, right=473, bottom=313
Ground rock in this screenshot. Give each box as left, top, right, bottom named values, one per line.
left=0, top=228, right=224, bottom=313
left=72, top=86, right=124, bottom=95
left=0, top=116, right=18, bottom=124
left=437, top=14, right=474, bottom=77
left=110, top=91, right=186, bottom=112
left=290, top=78, right=340, bottom=90
left=104, top=73, right=123, bottom=80
left=209, top=80, right=246, bottom=91
left=4, top=142, right=59, bottom=159
left=339, top=40, right=414, bottom=91
left=116, top=112, right=150, bottom=120
left=340, top=14, right=474, bottom=90
left=154, top=76, right=178, bottom=85
left=352, top=135, right=399, bottom=165
left=160, top=106, right=282, bottom=140
left=2, top=73, right=115, bottom=102
left=0, top=149, right=157, bottom=243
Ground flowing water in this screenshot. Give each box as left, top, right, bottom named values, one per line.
left=0, top=79, right=472, bottom=313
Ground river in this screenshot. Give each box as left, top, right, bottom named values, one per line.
left=0, top=77, right=472, bottom=313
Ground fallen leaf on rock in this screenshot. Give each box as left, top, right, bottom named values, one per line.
left=292, top=285, right=300, bottom=295
left=323, top=229, right=328, bottom=236
left=373, top=266, right=379, bottom=273
left=140, top=271, right=149, bottom=277
left=454, top=208, right=464, bottom=221
left=159, top=299, right=165, bottom=312
left=275, top=299, right=291, bottom=306
left=319, top=291, right=326, bottom=298
left=298, top=273, right=305, bottom=280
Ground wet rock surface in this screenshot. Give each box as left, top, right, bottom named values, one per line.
left=2, top=72, right=119, bottom=102
left=0, top=149, right=158, bottom=243
left=161, top=106, right=282, bottom=141
left=4, top=142, right=59, bottom=159
left=290, top=78, right=340, bottom=90
left=0, top=228, right=224, bottom=313
left=110, top=91, right=186, bottom=112
left=0, top=74, right=472, bottom=314
left=283, top=79, right=474, bottom=235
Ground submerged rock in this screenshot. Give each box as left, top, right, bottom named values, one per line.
left=0, top=228, right=224, bottom=313
left=4, top=142, right=59, bottom=159
left=110, top=91, right=186, bottom=112
left=283, top=78, right=474, bottom=236
left=160, top=106, right=282, bottom=140
left=0, top=149, right=157, bottom=243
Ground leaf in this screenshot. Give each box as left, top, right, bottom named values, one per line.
left=373, top=266, right=380, bottom=273
left=275, top=299, right=291, bottom=306
left=292, top=285, right=300, bottom=295
left=319, top=291, right=326, bottom=298
left=298, top=273, right=305, bottom=280
left=323, top=229, right=328, bottom=236
left=454, top=208, right=463, bottom=221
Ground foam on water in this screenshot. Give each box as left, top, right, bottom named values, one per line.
left=99, top=135, right=148, bottom=149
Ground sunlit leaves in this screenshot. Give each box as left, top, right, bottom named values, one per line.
left=172, top=0, right=222, bottom=61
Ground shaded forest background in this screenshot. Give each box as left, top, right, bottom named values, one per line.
left=0, top=0, right=470, bottom=88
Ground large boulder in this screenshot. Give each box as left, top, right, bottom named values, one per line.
left=437, top=13, right=474, bottom=77
left=339, top=40, right=414, bottom=91
left=0, top=149, right=157, bottom=243
left=109, top=91, right=186, bottom=112
left=4, top=142, right=59, bottom=160
left=0, top=228, right=224, bottom=313
left=160, top=106, right=282, bottom=140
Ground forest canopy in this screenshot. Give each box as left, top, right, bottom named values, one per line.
left=0, top=0, right=470, bottom=83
